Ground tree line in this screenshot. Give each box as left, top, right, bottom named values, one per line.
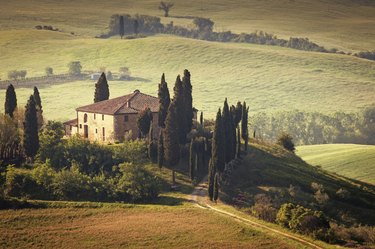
left=250, top=109, right=375, bottom=145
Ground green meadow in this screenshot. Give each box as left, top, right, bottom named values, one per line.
left=0, top=30, right=374, bottom=121
left=297, top=144, right=375, bottom=185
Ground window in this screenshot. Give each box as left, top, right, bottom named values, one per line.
left=124, top=115, right=129, bottom=122
left=94, top=113, right=96, bottom=120
left=95, top=128, right=98, bottom=134
left=84, top=113, right=88, bottom=123
left=102, top=127, right=105, bottom=141
left=102, top=114, right=104, bottom=120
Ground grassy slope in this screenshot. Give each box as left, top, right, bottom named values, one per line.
left=223, top=140, right=375, bottom=225
left=0, top=0, right=374, bottom=51
left=0, top=30, right=374, bottom=120
left=296, top=144, right=375, bottom=185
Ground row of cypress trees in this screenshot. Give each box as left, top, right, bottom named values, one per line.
left=4, top=84, right=43, bottom=161
left=157, top=70, right=194, bottom=185
left=208, top=99, right=249, bottom=201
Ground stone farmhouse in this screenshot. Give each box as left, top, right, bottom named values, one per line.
left=63, top=90, right=160, bottom=143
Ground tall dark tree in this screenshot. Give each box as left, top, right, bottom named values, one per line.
left=137, top=107, right=153, bottom=138
left=4, top=84, right=17, bottom=118
left=212, top=109, right=225, bottom=173
left=33, top=86, right=43, bottom=130
left=158, top=73, right=170, bottom=128
left=148, top=124, right=157, bottom=162
left=173, top=75, right=186, bottom=144
left=94, top=72, right=109, bottom=103
left=208, top=159, right=215, bottom=201
left=213, top=173, right=219, bottom=202
left=222, top=99, right=233, bottom=163
left=234, top=101, right=242, bottom=127
left=119, top=16, right=125, bottom=39
left=241, top=101, right=249, bottom=151
left=182, top=69, right=193, bottom=135
left=200, top=112, right=204, bottom=127
left=157, top=130, right=164, bottom=169
left=23, top=95, right=39, bottom=160
left=163, top=101, right=180, bottom=185
left=237, top=126, right=241, bottom=158
left=189, top=139, right=195, bottom=182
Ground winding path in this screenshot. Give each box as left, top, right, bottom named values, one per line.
left=190, top=177, right=324, bottom=249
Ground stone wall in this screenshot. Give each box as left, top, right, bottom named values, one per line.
left=77, top=111, right=115, bottom=143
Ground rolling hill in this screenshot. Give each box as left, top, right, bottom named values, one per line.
left=0, top=30, right=374, bottom=121
left=296, top=144, right=375, bottom=185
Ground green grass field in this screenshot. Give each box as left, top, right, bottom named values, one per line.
left=296, top=144, right=375, bottom=185
left=1, top=0, right=374, bottom=51
left=0, top=30, right=374, bottom=121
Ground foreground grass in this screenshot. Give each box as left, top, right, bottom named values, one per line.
left=0, top=31, right=374, bottom=120
left=0, top=0, right=374, bottom=51
left=296, top=144, right=375, bottom=185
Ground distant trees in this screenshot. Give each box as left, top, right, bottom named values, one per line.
left=119, top=16, right=125, bottom=39
left=119, top=67, right=131, bottom=80
left=7, top=70, right=27, bottom=80
left=23, top=95, right=39, bottom=160
left=68, top=61, right=82, bottom=76
left=158, top=73, right=170, bottom=128
left=277, top=133, right=295, bottom=152
left=193, top=17, right=214, bottom=33
left=45, top=67, right=53, bottom=76
left=4, top=84, right=17, bottom=118
left=159, top=1, right=174, bottom=17
left=137, top=107, right=153, bottom=138
left=94, top=72, right=109, bottom=103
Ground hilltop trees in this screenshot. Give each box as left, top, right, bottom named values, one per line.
left=119, top=16, right=125, bottom=39
left=23, top=96, right=39, bottom=160
left=163, top=100, right=180, bottom=185
left=5, top=84, right=17, bottom=118
left=158, top=73, right=170, bottom=128
left=94, top=72, right=109, bottom=103
left=158, top=2, right=174, bottom=17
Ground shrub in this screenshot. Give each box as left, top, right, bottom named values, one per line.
left=112, top=140, right=147, bottom=164
left=4, top=166, right=46, bottom=199
left=251, top=194, right=278, bottom=222
left=117, top=163, right=160, bottom=202
left=45, top=67, right=53, bottom=76
left=277, top=132, right=295, bottom=152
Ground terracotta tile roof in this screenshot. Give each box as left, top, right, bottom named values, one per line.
left=76, top=90, right=159, bottom=115
left=63, top=118, right=78, bottom=126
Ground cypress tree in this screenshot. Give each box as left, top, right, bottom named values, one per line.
left=158, top=73, right=170, bottom=128
left=163, top=100, right=180, bottom=185
left=208, top=159, right=215, bottom=201
left=237, top=125, right=241, bottom=158
left=182, top=69, right=193, bottom=135
left=94, top=72, right=109, bottom=103
left=241, top=101, right=249, bottom=151
left=200, top=112, right=204, bottom=127
left=119, top=16, right=125, bottom=39
left=33, top=86, right=43, bottom=130
left=173, top=75, right=186, bottom=144
left=23, top=95, right=39, bottom=160
left=234, top=101, right=242, bottom=127
left=212, top=109, right=225, bottom=173
left=222, top=99, right=232, bottom=163
left=148, top=124, right=157, bottom=162
left=137, top=107, right=153, bottom=138
left=189, top=139, right=195, bottom=182
left=213, top=173, right=219, bottom=202
left=157, top=130, right=164, bottom=169
left=5, top=84, right=17, bottom=118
